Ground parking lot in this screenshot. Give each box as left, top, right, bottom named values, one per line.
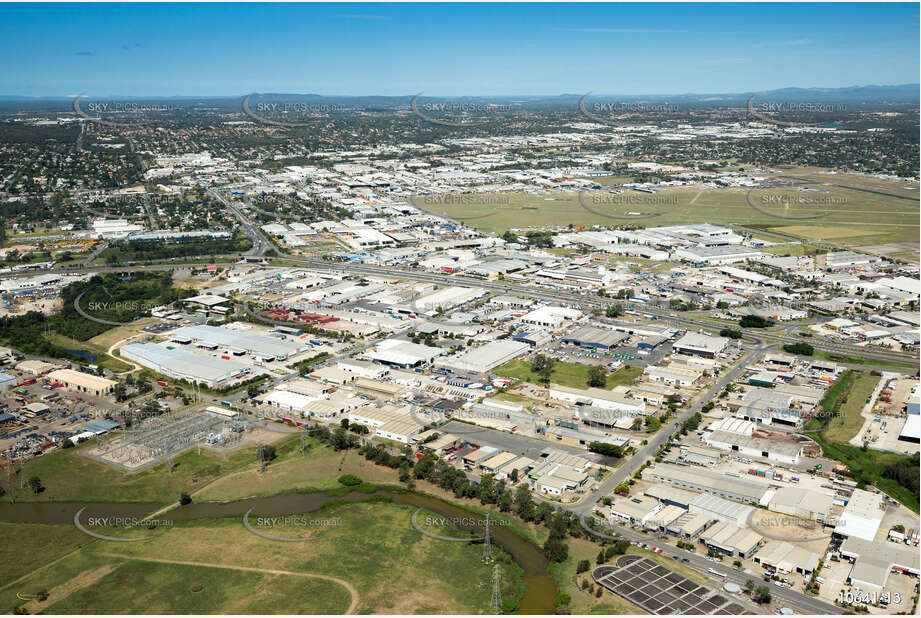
left=593, top=555, right=753, bottom=615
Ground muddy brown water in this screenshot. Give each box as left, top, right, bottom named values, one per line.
left=0, top=489, right=558, bottom=613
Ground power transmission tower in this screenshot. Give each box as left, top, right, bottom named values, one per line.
left=300, top=427, right=310, bottom=454
left=258, top=441, right=266, bottom=473
left=482, top=513, right=492, bottom=564
left=490, top=563, right=502, bottom=611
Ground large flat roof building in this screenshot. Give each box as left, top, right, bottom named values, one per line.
left=689, top=493, right=753, bottom=527
left=672, top=332, right=729, bottom=359
left=754, top=540, right=821, bottom=575
left=437, top=340, right=529, bottom=374
left=833, top=488, right=885, bottom=542
left=120, top=343, right=248, bottom=387
left=768, top=487, right=834, bottom=522
left=560, top=326, right=628, bottom=350
left=171, top=324, right=304, bottom=360
left=367, top=340, right=443, bottom=368
left=704, top=430, right=803, bottom=465
left=700, top=520, right=764, bottom=558
left=548, top=384, right=645, bottom=414
left=642, top=462, right=770, bottom=505
left=46, top=369, right=116, bottom=397
left=840, top=536, right=921, bottom=590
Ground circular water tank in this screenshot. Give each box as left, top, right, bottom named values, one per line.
left=723, top=582, right=741, bottom=594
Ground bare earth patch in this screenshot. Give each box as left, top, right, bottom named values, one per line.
left=22, top=564, right=117, bottom=613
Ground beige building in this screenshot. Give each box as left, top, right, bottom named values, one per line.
left=47, top=369, right=116, bottom=397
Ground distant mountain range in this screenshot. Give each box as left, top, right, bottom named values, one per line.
left=0, top=85, right=917, bottom=107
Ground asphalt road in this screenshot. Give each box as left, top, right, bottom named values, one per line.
left=570, top=343, right=775, bottom=515
left=584, top=518, right=841, bottom=614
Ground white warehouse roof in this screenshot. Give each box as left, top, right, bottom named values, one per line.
left=833, top=488, right=885, bottom=541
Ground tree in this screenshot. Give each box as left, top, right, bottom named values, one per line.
left=739, top=315, right=774, bottom=328
left=605, top=304, right=624, bottom=318
left=753, top=585, right=772, bottom=604
left=588, top=442, right=623, bottom=458
left=27, top=476, right=44, bottom=494
left=515, top=484, right=536, bottom=521
left=744, top=579, right=755, bottom=593
left=587, top=365, right=607, bottom=388
left=543, top=537, right=569, bottom=563
left=720, top=328, right=742, bottom=339
left=596, top=549, right=607, bottom=564
left=261, top=444, right=277, bottom=462
left=783, top=342, right=814, bottom=356
left=577, top=559, right=591, bottom=574
left=179, top=492, right=192, bottom=505
left=531, top=354, right=554, bottom=383
left=631, top=417, right=643, bottom=430
left=247, top=383, right=261, bottom=399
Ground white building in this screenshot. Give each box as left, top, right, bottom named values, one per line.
left=519, top=306, right=582, bottom=328
left=672, top=333, right=729, bottom=359
left=833, top=488, right=885, bottom=542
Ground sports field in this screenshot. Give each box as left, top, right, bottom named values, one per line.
left=418, top=168, right=920, bottom=258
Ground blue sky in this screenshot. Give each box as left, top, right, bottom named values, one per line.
left=1, top=3, right=918, bottom=96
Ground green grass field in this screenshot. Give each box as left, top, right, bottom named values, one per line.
left=813, top=350, right=918, bottom=372
left=823, top=372, right=879, bottom=442
left=195, top=442, right=400, bottom=502
left=494, top=359, right=635, bottom=390
left=419, top=168, right=920, bottom=251
left=761, top=243, right=825, bottom=257
left=43, top=332, right=134, bottom=373
left=809, top=370, right=919, bottom=513
left=0, top=432, right=282, bottom=504
left=550, top=538, right=642, bottom=615
left=606, top=365, right=643, bottom=388
left=0, top=522, right=89, bottom=586
left=45, top=560, right=351, bottom=614
left=0, top=502, right=524, bottom=615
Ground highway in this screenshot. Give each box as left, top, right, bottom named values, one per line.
left=207, top=189, right=268, bottom=257
left=9, top=192, right=920, bottom=368
left=17, top=201, right=897, bottom=615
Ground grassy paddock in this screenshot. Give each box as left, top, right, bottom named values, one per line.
left=0, top=433, right=291, bottom=503
left=420, top=169, right=919, bottom=247
left=824, top=372, right=879, bottom=442
left=495, top=358, right=628, bottom=390
left=2, top=501, right=526, bottom=615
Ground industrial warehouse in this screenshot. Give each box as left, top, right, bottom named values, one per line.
left=170, top=323, right=306, bottom=361
left=436, top=340, right=530, bottom=373
left=120, top=343, right=251, bottom=388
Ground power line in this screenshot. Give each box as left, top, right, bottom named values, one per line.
left=490, top=563, right=502, bottom=611
left=482, top=513, right=492, bottom=564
